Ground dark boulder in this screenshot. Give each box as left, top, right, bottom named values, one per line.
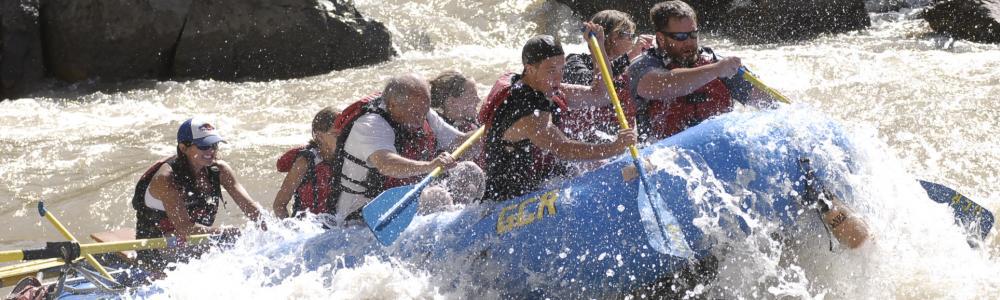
left=27, top=0, right=393, bottom=91
left=552, top=0, right=871, bottom=44
left=173, top=0, right=395, bottom=80
left=924, top=0, right=1000, bottom=44
left=40, top=0, right=190, bottom=82
left=1, top=0, right=45, bottom=99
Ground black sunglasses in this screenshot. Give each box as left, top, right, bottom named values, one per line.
left=660, top=30, right=699, bottom=41
left=184, top=142, right=219, bottom=151
left=196, top=144, right=219, bottom=151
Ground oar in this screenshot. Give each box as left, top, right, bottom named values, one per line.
left=918, top=180, right=994, bottom=239
left=587, top=33, right=690, bottom=256
left=37, top=201, right=115, bottom=281
left=739, top=67, right=995, bottom=238
left=363, top=127, right=486, bottom=245
left=0, top=234, right=214, bottom=263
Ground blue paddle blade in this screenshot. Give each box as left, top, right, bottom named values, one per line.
left=918, top=180, right=994, bottom=239
left=362, top=184, right=421, bottom=246
left=634, top=160, right=693, bottom=258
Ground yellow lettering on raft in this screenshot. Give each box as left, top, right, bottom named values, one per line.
left=518, top=197, right=537, bottom=226
left=495, top=190, right=559, bottom=235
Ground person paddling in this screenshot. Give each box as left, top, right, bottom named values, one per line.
left=273, top=107, right=342, bottom=219
left=132, top=117, right=264, bottom=271
left=480, top=25, right=638, bottom=201
left=628, top=1, right=777, bottom=140
left=562, top=10, right=653, bottom=142
left=332, top=74, right=482, bottom=223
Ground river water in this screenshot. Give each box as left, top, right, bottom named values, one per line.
left=1, top=0, right=997, bottom=298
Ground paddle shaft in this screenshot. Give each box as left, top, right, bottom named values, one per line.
left=587, top=33, right=676, bottom=249
left=0, top=234, right=214, bottom=263
left=373, top=127, right=485, bottom=228
left=38, top=202, right=115, bottom=281
left=740, top=68, right=790, bottom=104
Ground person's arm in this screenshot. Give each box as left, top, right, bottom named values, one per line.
left=272, top=157, right=308, bottom=219
left=635, top=56, right=742, bottom=101
left=216, top=160, right=263, bottom=223
left=368, top=151, right=455, bottom=178
left=505, top=111, right=635, bottom=161
left=148, top=166, right=221, bottom=237
left=627, top=34, right=655, bottom=61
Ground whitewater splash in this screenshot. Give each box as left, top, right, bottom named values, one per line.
left=130, top=106, right=997, bottom=299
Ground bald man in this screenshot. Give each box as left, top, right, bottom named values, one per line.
left=333, top=74, right=473, bottom=222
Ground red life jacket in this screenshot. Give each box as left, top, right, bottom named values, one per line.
left=334, top=93, right=438, bottom=205
left=560, top=73, right=638, bottom=142
left=647, top=49, right=734, bottom=140
left=276, top=145, right=336, bottom=215
left=132, top=157, right=222, bottom=239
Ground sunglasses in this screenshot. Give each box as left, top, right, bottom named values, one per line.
left=660, top=30, right=699, bottom=41
left=616, top=30, right=635, bottom=40
left=185, top=143, right=219, bottom=151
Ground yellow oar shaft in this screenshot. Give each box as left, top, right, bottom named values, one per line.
left=586, top=35, right=641, bottom=159
left=41, top=206, right=116, bottom=281
left=0, top=234, right=214, bottom=263
left=428, top=127, right=485, bottom=178
left=741, top=70, right=790, bottom=104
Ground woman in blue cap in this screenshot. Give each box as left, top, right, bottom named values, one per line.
left=130, top=116, right=264, bottom=271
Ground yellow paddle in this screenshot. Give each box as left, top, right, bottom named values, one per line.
left=586, top=32, right=690, bottom=256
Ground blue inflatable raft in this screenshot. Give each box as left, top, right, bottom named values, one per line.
left=300, top=110, right=865, bottom=298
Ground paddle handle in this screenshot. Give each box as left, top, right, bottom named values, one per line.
left=373, top=127, right=485, bottom=228
left=739, top=67, right=791, bottom=104
left=429, top=127, right=485, bottom=178
left=586, top=34, right=641, bottom=160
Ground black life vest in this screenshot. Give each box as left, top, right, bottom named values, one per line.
left=331, top=93, right=438, bottom=215
left=276, top=145, right=336, bottom=215
left=480, top=73, right=569, bottom=201
left=132, top=157, right=222, bottom=239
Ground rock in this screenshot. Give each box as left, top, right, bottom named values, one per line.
left=33, top=0, right=394, bottom=87
left=40, top=0, right=190, bottom=82
left=1, top=0, right=45, bottom=99
left=924, top=0, right=1000, bottom=43
left=552, top=0, right=871, bottom=44
left=718, top=0, right=871, bottom=43
left=173, top=0, right=395, bottom=80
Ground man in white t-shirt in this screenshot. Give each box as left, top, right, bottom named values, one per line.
left=335, top=73, right=473, bottom=222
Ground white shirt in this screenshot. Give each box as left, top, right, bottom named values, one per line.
left=335, top=109, right=462, bottom=220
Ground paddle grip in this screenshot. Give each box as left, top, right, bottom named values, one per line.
left=21, top=242, right=80, bottom=261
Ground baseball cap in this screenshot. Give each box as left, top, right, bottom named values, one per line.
left=522, top=35, right=564, bottom=65
left=177, top=117, right=226, bottom=147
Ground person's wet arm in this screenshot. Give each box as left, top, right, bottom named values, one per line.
left=636, top=57, right=741, bottom=100
left=508, top=112, right=634, bottom=161
left=217, top=161, right=263, bottom=223
left=272, top=157, right=308, bottom=219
